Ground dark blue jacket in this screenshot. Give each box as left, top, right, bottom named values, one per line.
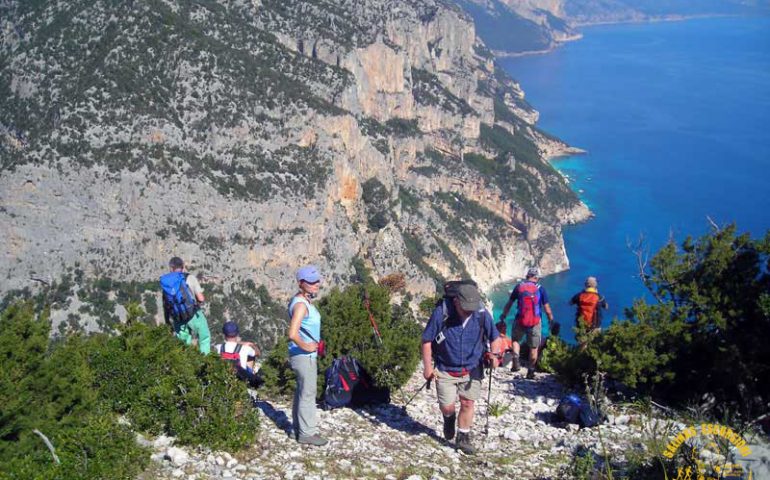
left=422, top=301, right=499, bottom=373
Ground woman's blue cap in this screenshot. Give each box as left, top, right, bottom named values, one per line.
left=296, top=265, right=321, bottom=283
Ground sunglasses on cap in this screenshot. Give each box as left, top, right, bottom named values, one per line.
left=301, top=279, right=320, bottom=285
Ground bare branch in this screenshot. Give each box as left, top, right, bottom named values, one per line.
left=30, top=277, right=50, bottom=286
left=706, top=215, right=721, bottom=233
left=33, top=429, right=60, bottom=464
left=627, top=233, right=664, bottom=303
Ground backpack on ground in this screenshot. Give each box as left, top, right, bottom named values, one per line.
left=556, top=394, right=582, bottom=424
left=350, top=364, right=390, bottom=407
left=323, top=355, right=390, bottom=409
left=576, top=291, right=601, bottom=328
left=323, top=355, right=362, bottom=409
left=160, top=271, right=197, bottom=322
left=516, top=281, right=541, bottom=328
left=556, top=394, right=603, bottom=428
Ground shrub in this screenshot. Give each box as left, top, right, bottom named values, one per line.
left=0, top=301, right=260, bottom=479
left=260, top=283, right=422, bottom=398
left=379, top=272, right=406, bottom=293
left=0, top=303, right=148, bottom=479
left=89, top=323, right=259, bottom=450
left=549, top=225, right=770, bottom=417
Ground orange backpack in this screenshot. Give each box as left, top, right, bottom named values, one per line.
left=577, top=291, right=600, bottom=328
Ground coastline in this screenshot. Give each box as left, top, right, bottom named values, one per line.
left=492, top=13, right=741, bottom=58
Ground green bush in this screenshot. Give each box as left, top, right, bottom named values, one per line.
left=260, top=283, right=422, bottom=398
left=0, top=303, right=148, bottom=479
left=89, top=322, right=259, bottom=450
left=549, top=225, right=770, bottom=416
left=0, top=302, right=260, bottom=479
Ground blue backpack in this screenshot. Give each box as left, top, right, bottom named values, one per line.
left=556, top=394, right=603, bottom=428
left=160, top=272, right=198, bottom=322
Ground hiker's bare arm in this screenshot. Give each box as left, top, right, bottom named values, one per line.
left=544, top=303, right=554, bottom=322
left=288, top=302, right=317, bottom=352
left=490, top=337, right=503, bottom=356
left=196, top=292, right=205, bottom=303
left=242, top=342, right=260, bottom=357
left=500, top=297, right=514, bottom=320
left=421, top=341, right=434, bottom=380
left=489, top=337, right=503, bottom=368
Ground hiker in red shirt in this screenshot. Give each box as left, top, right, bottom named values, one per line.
left=569, top=276, right=608, bottom=349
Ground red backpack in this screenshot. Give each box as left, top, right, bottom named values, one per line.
left=219, top=344, right=242, bottom=368
left=516, top=282, right=542, bottom=328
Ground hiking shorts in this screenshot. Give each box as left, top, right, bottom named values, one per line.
left=435, top=367, right=483, bottom=406
left=512, top=322, right=541, bottom=348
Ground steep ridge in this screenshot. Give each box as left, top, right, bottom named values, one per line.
left=0, top=0, right=588, bottom=343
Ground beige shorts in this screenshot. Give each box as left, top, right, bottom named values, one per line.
left=435, top=367, right=483, bottom=406
left=512, top=322, right=542, bottom=348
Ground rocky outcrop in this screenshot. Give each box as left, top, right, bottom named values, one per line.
left=0, top=0, right=587, bottom=337
left=141, top=368, right=668, bottom=479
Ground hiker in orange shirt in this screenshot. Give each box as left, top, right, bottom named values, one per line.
left=569, top=276, right=608, bottom=349
left=495, top=321, right=514, bottom=367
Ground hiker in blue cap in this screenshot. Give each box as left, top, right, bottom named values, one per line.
left=214, top=321, right=262, bottom=387
left=287, top=265, right=328, bottom=447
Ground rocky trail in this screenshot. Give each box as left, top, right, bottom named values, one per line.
left=143, top=367, right=650, bottom=480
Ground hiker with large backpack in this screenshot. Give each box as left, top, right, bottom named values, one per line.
left=499, top=267, right=555, bottom=379
left=421, top=281, right=501, bottom=455
left=287, top=265, right=328, bottom=447
left=214, top=321, right=263, bottom=388
left=569, top=276, right=608, bottom=349
left=160, top=256, right=210, bottom=354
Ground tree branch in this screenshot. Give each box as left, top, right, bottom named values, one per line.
left=33, top=429, right=60, bottom=464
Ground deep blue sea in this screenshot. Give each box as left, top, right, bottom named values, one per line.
left=489, top=17, right=770, bottom=343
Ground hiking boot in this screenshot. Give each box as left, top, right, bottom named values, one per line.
left=442, top=413, right=456, bottom=441
left=455, top=431, right=476, bottom=455
left=511, top=356, right=521, bottom=372
left=298, top=434, right=328, bottom=446
left=526, top=367, right=536, bottom=380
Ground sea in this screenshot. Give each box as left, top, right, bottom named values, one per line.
left=488, top=16, right=770, bottom=343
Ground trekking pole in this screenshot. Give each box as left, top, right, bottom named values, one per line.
left=401, top=378, right=432, bottom=413
left=362, top=289, right=384, bottom=347
left=484, top=365, right=494, bottom=435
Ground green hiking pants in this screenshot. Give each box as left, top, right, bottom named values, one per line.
left=174, top=310, right=211, bottom=354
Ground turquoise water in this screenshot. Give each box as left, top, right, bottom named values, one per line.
left=489, top=17, right=770, bottom=343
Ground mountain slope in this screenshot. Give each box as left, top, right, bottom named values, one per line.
left=0, top=0, right=588, bottom=343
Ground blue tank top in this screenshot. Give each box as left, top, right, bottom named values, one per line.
left=287, top=296, right=321, bottom=358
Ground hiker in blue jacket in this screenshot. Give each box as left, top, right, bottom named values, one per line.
left=287, top=265, right=328, bottom=447
left=421, top=283, right=501, bottom=455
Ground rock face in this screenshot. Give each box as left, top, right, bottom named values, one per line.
left=0, top=0, right=588, bottom=340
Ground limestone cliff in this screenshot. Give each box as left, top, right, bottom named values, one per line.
left=0, top=0, right=588, bottom=344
